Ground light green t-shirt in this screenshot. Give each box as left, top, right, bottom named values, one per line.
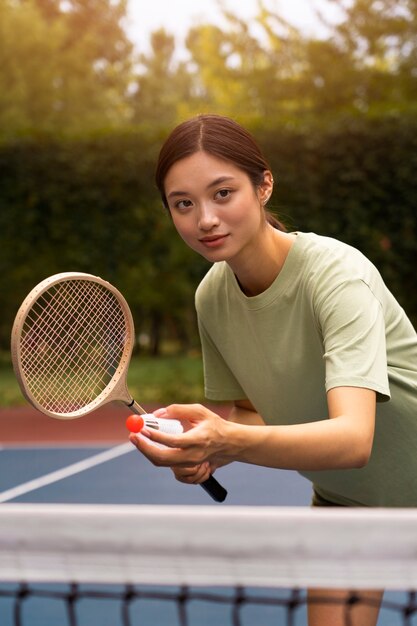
left=195, top=232, right=417, bottom=507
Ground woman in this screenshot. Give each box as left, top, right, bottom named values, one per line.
left=130, top=114, right=417, bottom=625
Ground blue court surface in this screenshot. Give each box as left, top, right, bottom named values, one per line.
left=0, top=443, right=312, bottom=506
left=0, top=443, right=406, bottom=625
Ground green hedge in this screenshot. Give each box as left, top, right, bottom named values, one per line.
left=0, top=116, right=416, bottom=352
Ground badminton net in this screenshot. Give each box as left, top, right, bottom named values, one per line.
left=1, top=503, right=417, bottom=626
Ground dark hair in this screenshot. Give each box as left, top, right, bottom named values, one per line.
left=155, top=114, right=286, bottom=231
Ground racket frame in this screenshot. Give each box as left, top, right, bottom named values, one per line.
left=11, top=272, right=145, bottom=419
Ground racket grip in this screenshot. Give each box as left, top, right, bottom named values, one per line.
left=201, top=475, right=228, bottom=503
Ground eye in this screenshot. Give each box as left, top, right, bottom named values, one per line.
left=175, top=199, right=193, bottom=210
left=215, top=188, right=231, bottom=201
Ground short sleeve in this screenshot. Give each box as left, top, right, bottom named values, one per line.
left=197, top=316, right=247, bottom=401
left=317, top=279, right=391, bottom=401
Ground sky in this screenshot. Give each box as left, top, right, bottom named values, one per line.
left=126, top=0, right=341, bottom=56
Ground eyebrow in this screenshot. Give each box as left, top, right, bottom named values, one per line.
left=167, top=176, right=236, bottom=199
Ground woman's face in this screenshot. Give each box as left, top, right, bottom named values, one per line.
left=164, top=151, right=272, bottom=264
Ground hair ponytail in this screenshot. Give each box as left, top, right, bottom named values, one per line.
left=265, top=211, right=287, bottom=232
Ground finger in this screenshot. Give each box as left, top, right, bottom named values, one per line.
left=129, top=432, right=204, bottom=468
left=172, top=462, right=211, bottom=484
left=136, top=426, right=191, bottom=450
left=171, top=465, right=201, bottom=481
left=129, top=432, right=179, bottom=467
left=172, top=463, right=207, bottom=479
left=156, top=403, right=209, bottom=424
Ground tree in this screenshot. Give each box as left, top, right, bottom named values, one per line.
left=182, top=12, right=310, bottom=123
left=322, top=0, right=417, bottom=113
left=0, top=0, right=133, bottom=138
left=181, top=0, right=417, bottom=124
left=130, top=29, right=193, bottom=129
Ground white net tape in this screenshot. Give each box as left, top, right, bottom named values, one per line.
left=1, top=504, right=417, bottom=590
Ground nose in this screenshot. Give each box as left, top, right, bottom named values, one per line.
left=197, top=203, right=220, bottom=231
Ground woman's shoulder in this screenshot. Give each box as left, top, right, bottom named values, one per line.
left=289, top=233, right=389, bottom=314
left=296, top=232, right=378, bottom=282
left=296, top=232, right=361, bottom=259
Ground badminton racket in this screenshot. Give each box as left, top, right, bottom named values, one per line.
left=11, top=272, right=227, bottom=502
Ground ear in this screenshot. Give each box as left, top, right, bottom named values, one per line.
left=258, top=170, right=274, bottom=205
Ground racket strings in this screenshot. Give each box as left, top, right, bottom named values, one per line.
left=26, top=285, right=125, bottom=402
left=25, top=286, right=120, bottom=379
left=22, top=291, right=121, bottom=408
left=19, top=280, right=128, bottom=414
left=22, top=286, right=124, bottom=411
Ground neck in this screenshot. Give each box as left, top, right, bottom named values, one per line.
left=230, top=227, right=295, bottom=297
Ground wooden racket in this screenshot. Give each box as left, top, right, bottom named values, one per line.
left=11, top=272, right=227, bottom=502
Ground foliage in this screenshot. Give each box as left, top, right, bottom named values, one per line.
left=1, top=0, right=415, bottom=135
left=0, top=0, right=132, bottom=138
left=165, top=0, right=416, bottom=124
left=130, top=29, right=193, bottom=129
left=323, top=0, right=417, bottom=114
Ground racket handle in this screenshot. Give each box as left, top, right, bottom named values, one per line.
left=201, top=475, right=228, bottom=503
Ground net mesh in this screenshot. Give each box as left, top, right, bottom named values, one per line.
left=1, top=504, right=417, bottom=626
left=18, top=280, right=128, bottom=414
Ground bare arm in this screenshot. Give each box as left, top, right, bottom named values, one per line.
left=225, top=387, right=376, bottom=470
left=129, top=387, right=376, bottom=477
left=227, top=399, right=266, bottom=425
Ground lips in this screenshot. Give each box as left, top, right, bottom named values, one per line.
left=199, top=234, right=229, bottom=248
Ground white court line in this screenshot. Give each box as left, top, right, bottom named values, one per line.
left=0, top=443, right=133, bottom=503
